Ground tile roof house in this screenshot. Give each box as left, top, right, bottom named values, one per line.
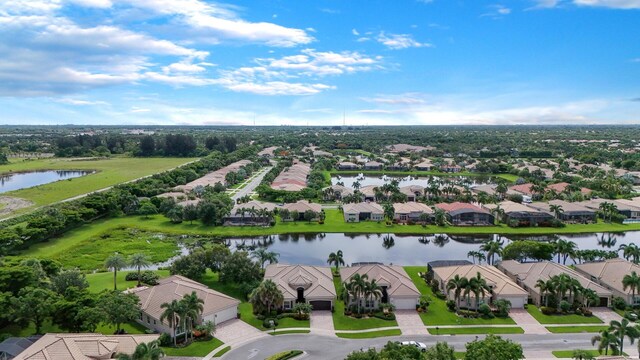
left=322, top=184, right=354, bottom=201
left=343, top=202, right=384, bottom=222
left=527, top=200, right=596, bottom=223
left=13, top=334, right=160, bottom=360
left=258, top=146, right=278, bottom=157
left=386, top=144, right=434, bottom=153
left=358, top=185, right=378, bottom=202
left=364, top=161, right=384, bottom=170
left=509, top=183, right=535, bottom=196
left=435, top=202, right=494, bottom=226
left=432, top=264, right=528, bottom=309
left=226, top=200, right=276, bottom=225
left=498, top=260, right=612, bottom=307
left=264, top=264, right=336, bottom=311
left=340, top=264, right=421, bottom=310
left=127, top=275, right=240, bottom=335
left=581, top=199, right=640, bottom=220
left=393, top=202, right=433, bottom=223
left=181, top=160, right=252, bottom=192
left=484, top=201, right=554, bottom=227
left=546, top=182, right=592, bottom=195
left=414, top=159, right=433, bottom=171
left=281, top=200, right=322, bottom=221
left=575, top=258, right=640, bottom=305
left=338, top=161, right=359, bottom=170
left=270, top=163, right=311, bottom=192
left=399, top=185, right=425, bottom=202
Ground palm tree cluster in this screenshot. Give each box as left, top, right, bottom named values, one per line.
left=249, top=279, right=284, bottom=315
left=446, top=272, right=491, bottom=313
left=105, top=253, right=151, bottom=290
left=535, top=273, right=599, bottom=312
left=159, top=291, right=206, bottom=346
left=251, top=248, right=279, bottom=269
left=598, top=202, right=619, bottom=223
left=342, top=274, right=383, bottom=315
left=620, top=243, right=640, bottom=264
left=234, top=206, right=274, bottom=223
left=480, top=239, right=504, bottom=265
left=116, top=340, right=165, bottom=360
left=591, top=319, right=640, bottom=356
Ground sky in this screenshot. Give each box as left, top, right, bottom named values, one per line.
left=0, top=0, right=639, bottom=126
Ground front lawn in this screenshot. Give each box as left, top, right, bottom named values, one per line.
left=404, top=267, right=515, bottom=326
left=162, top=337, right=223, bottom=357
left=271, top=330, right=311, bottom=335
left=527, top=306, right=603, bottom=324
left=332, top=275, right=399, bottom=330
left=427, top=326, right=524, bottom=335
left=552, top=350, right=626, bottom=358
left=546, top=325, right=610, bottom=333
left=335, top=329, right=402, bottom=339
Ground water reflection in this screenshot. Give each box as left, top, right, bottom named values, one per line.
left=0, top=170, right=94, bottom=193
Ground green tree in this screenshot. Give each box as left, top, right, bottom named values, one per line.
left=571, top=349, right=595, bottom=360
left=591, top=329, right=620, bottom=355
left=129, top=253, right=151, bottom=287
left=251, top=248, right=279, bottom=269
left=327, top=250, right=345, bottom=272
left=181, top=291, right=204, bottom=342
left=425, top=342, right=456, bottom=360
left=182, top=204, right=199, bottom=224
left=98, top=291, right=140, bottom=333
left=138, top=200, right=158, bottom=219
left=447, top=275, right=468, bottom=312
left=160, top=299, right=182, bottom=346
left=116, top=340, right=165, bottom=360
left=12, top=287, right=59, bottom=334
left=464, top=334, right=523, bottom=360
left=219, top=251, right=261, bottom=285
left=166, top=206, right=183, bottom=223
left=52, top=287, right=99, bottom=332
left=50, top=268, right=89, bottom=295
left=303, top=210, right=317, bottom=223
left=608, top=318, right=638, bottom=354
left=480, top=239, right=504, bottom=265
left=249, top=280, right=284, bottom=315
left=105, top=253, right=128, bottom=290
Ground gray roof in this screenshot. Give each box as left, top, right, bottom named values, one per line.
left=0, top=338, right=34, bottom=358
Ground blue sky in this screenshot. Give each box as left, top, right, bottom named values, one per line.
left=0, top=0, right=639, bottom=126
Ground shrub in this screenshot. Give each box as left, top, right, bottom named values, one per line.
left=434, top=291, right=446, bottom=300
left=582, top=309, right=593, bottom=317
left=446, top=300, right=456, bottom=311
left=125, top=270, right=160, bottom=285
left=158, top=333, right=172, bottom=346
left=495, top=299, right=512, bottom=318
left=559, top=300, right=571, bottom=313
left=541, top=306, right=556, bottom=315
left=372, top=312, right=396, bottom=321
left=612, top=296, right=627, bottom=311
left=262, top=318, right=278, bottom=328
left=457, top=310, right=478, bottom=318
left=478, top=304, right=491, bottom=316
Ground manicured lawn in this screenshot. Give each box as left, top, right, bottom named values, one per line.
left=0, top=320, right=147, bottom=336
left=162, top=337, right=223, bottom=357
left=546, top=325, right=609, bottom=333
left=427, top=326, right=524, bottom=335
left=335, top=329, right=402, bottom=339
left=404, top=267, right=515, bottom=326
left=455, top=352, right=465, bottom=359
left=0, top=156, right=198, bottom=212
left=213, top=346, right=231, bottom=357
left=552, top=350, right=626, bottom=358
left=86, top=270, right=171, bottom=292
left=271, top=330, right=311, bottom=335
left=526, top=306, right=603, bottom=324
left=332, top=275, right=399, bottom=330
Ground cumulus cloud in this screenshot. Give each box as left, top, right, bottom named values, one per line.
left=481, top=4, right=512, bottom=18
left=376, top=32, right=431, bottom=50
left=573, top=0, right=640, bottom=8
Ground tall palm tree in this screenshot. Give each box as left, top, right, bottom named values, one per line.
left=591, top=329, right=620, bottom=355
left=553, top=239, right=577, bottom=265
left=622, top=271, right=640, bottom=305
left=468, top=272, right=490, bottom=311
left=116, top=340, right=165, bottom=360
left=160, top=300, right=182, bottom=346
left=105, top=253, right=128, bottom=290
left=570, top=349, right=594, bottom=360
left=581, top=288, right=599, bottom=310
left=608, top=318, right=639, bottom=354
left=446, top=275, right=468, bottom=312
left=552, top=273, right=573, bottom=311
left=620, top=243, right=640, bottom=264
left=251, top=248, right=279, bottom=269
left=491, top=205, right=505, bottom=225
left=467, top=251, right=486, bottom=264
left=433, top=208, right=447, bottom=226
left=480, top=239, right=504, bottom=265
left=182, top=291, right=204, bottom=342
left=364, top=279, right=383, bottom=310
left=327, top=250, right=345, bottom=272
left=549, top=204, right=564, bottom=220
left=129, top=253, right=150, bottom=287
left=348, top=274, right=369, bottom=314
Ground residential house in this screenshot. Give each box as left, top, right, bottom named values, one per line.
left=271, top=162, right=311, bottom=192
left=281, top=200, right=322, bottom=221
left=338, top=162, right=359, bottom=170
left=546, top=182, right=592, bottom=196
left=484, top=201, right=554, bottom=227
left=399, top=185, right=425, bottom=202
left=313, top=150, right=333, bottom=158
left=386, top=144, right=434, bottom=153
left=343, top=202, right=384, bottom=222
left=393, top=202, right=433, bottom=223
left=440, top=164, right=462, bottom=173
left=575, top=258, right=640, bottom=306
left=322, top=184, right=354, bottom=201
left=340, top=264, right=421, bottom=310
left=13, top=334, right=160, bottom=360
left=127, top=275, right=240, bottom=335
left=471, top=185, right=498, bottom=197
left=432, top=264, right=528, bottom=309
left=364, top=161, right=384, bottom=170
left=498, top=260, right=612, bottom=307
left=581, top=198, right=640, bottom=220
left=182, top=160, right=252, bottom=191
left=527, top=200, right=597, bottom=223
left=225, top=200, right=276, bottom=225
left=264, top=264, right=336, bottom=311
left=435, top=202, right=494, bottom=226
left=414, top=159, right=433, bottom=171
left=358, top=185, right=377, bottom=202
left=258, top=146, right=278, bottom=158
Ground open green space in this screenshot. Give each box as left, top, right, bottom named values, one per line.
left=0, top=157, right=198, bottom=212
left=335, top=329, right=402, bottom=339
left=404, top=267, right=516, bottom=326
left=552, top=349, right=626, bottom=358
left=546, top=325, right=610, bottom=333
left=427, top=326, right=524, bottom=335
left=331, top=275, right=399, bottom=330
left=161, top=337, right=223, bottom=357
left=86, top=270, right=171, bottom=292
left=526, top=306, right=603, bottom=324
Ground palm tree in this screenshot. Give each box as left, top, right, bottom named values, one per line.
left=535, top=279, right=553, bottom=307
left=552, top=273, right=573, bottom=311
left=480, top=239, right=504, bottom=265
left=608, top=318, right=639, bottom=354
left=550, top=204, right=564, bottom=220
left=570, top=349, right=594, bottom=360
left=581, top=288, right=599, bottom=310
left=105, top=253, right=128, bottom=290
left=591, top=329, right=620, bottom=355
left=116, top=340, right=165, bottom=360
left=491, top=205, right=505, bottom=225
left=467, top=250, right=486, bottom=264
left=327, top=250, right=345, bottom=272
left=382, top=203, right=395, bottom=224
left=620, top=243, right=640, bottom=264
left=468, top=272, right=490, bottom=311
left=251, top=248, right=279, bottom=269
left=622, top=271, right=640, bottom=305
left=129, top=253, right=150, bottom=287
left=447, top=275, right=468, bottom=312
left=160, top=300, right=182, bottom=346
left=348, top=274, right=369, bottom=314
left=553, top=239, right=577, bottom=265
left=364, top=279, right=383, bottom=311
left=181, top=291, right=204, bottom=342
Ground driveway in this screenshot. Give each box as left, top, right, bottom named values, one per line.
left=310, top=311, right=335, bottom=336
left=395, top=310, right=428, bottom=335
left=509, top=308, right=549, bottom=334
left=591, top=307, right=624, bottom=324
left=214, top=319, right=266, bottom=344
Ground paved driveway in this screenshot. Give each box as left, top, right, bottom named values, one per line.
left=215, top=319, right=266, bottom=344
left=591, top=307, right=624, bottom=323
left=509, top=308, right=549, bottom=334
left=310, top=311, right=335, bottom=336
left=395, top=310, right=428, bottom=335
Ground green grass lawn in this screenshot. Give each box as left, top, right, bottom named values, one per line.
left=0, top=319, right=147, bottom=337
left=86, top=270, right=171, bottom=292
left=335, top=329, right=402, bottom=339
left=427, top=326, right=524, bottom=335
left=161, top=337, right=223, bottom=357
left=213, top=346, right=231, bottom=357
left=0, top=157, right=198, bottom=212
left=331, top=275, right=399, bottom=330
left=271, top=330, right=311, bottom=335
left=526, top=306, right=603, bottom=324
left=404, top=267, right=515, bottom=326
left=552, top=349, right=626, bottom=358
left=546, top=325, right=610, bottom=333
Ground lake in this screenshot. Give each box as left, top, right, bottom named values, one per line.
left=0, top=170, right=94, bottom=193
left=331, top=174, right=497, bottom=189
left=224, top=232, right=638, bottom=266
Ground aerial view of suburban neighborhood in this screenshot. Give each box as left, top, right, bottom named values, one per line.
left=1, top=1, right=639, bottom=360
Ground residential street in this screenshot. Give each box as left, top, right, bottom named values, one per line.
left=228, top=166, right=272, bottom=201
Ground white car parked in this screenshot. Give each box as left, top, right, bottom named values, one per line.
left=400, top=341, right=427, bottom=352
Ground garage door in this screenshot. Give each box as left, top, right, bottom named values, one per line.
left=502, top=296, right=526, bottom=309
left=391, top=298, right=416, bottom=310
left=310, top=301, right=332, bottom=311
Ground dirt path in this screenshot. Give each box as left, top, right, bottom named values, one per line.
left=0, top=196, right=33, bottom=217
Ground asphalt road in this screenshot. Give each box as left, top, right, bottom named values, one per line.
left=222, top=333, right=636, bottom=360
left=232, top=166, right=272, bottom=201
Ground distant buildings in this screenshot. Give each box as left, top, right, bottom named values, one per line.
left=271, top=162, right=311, bottom=192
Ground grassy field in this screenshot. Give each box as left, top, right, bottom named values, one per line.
left=335, top=329, right=402, bottom=339
left=526, top=306, right=603, bottom=324
left=331, top=276, right=399, bottom=330
left=427, top=326, right=524, bottom=335
left=404, top=267, right=516, bottom=326
left=0, top=157, right=198, bottom=211
left=546, top=325, right=610, bottom=333
left=162, top=337, right=223, bottom=357
left=86, top=270, right=171, bottom=292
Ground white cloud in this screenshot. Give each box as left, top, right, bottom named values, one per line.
left=67, top=0, right=112, bottom=8
left=481, top=4, right=512, bottom=18
left=56, top=98, right=110, bottom=106
left=376, top=32, right=431, bottom=50
left=528, top=0, right=561, bottom=9
left=352, top=28, right=359, bottom=36
left=362, top=93, right=427, bottom=105
left=573, top=0, right=640, bottom=8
